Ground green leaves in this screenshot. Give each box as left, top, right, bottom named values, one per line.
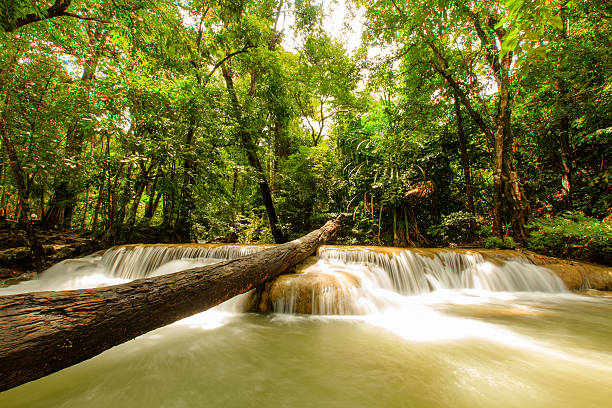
left=528, top=212, right=612, bottom=263
left=1, top=0, right=44, bottom=31
left=497, top=0, right=567, bottom=58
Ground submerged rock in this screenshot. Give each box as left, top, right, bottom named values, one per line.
left=254, top=257, right=365, bottom=315
left=526, top=253, right=612, bottom=291
left=578, top=289, right=612, bottom=298
left=0, top=271, right=37, bottom=288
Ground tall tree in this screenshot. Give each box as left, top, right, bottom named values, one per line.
left=44, top=21, right=109, bottom=228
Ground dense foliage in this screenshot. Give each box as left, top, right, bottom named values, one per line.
left=0, top=1, right=610, bottom=260
left=528, top=212, right=612, bottom=264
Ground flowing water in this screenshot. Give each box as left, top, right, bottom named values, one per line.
left=1, top=245, right=611, bottom=407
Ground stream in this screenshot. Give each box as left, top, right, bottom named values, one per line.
left=1, top=245, right=611, bottom=407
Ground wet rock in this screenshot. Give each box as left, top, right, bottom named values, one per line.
left=526, top=252, right=612, bottom=291
left=0, top=231, right=30, bottom=250
left=0, top=247, right=32, bottom=267
left=44, top=240, right=99, bottom=263
left=0, top=268, right=21, bottom=279
left=256, top=257, right=363, bottom=315
left=0, top=271, right=37, bottom=288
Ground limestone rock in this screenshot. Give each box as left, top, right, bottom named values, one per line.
left=526, top=252, right=612, bottom=291
left=257, top=257, right=364, bottom=315
left=0, top=247, right=32, bottom=267
left=0, top=231, right=29, bottom=250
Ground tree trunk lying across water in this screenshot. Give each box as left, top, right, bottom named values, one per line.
left=0, top=218, right=341, bottom=392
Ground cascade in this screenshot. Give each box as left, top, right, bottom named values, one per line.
left=265, top=246, right=567, bottom=315
left=317, top=246, right=567, bottom=295
left=5, top=244, right=567, bottom=315
left=101, top=244, right=268, bottom=279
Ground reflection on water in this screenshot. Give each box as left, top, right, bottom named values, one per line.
left=0, top=245, right=611, bottom=407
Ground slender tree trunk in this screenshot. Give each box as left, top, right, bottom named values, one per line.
left=0, top=117, right=44, bottom=269
left=221, top=65, right=285, bottom=243
left=231, top=167, right=239, bottom=226
left=453, top=92, right=476, bottom=232
left=0, top=218, right=341, bottom=392
left=44, top=29, right=108, bottom=229
left=81, top=185, right=90, bottom=229
left=39, top=182, right=45, bottom=220
left=492, top=107, right=506, bottom=238
left=143, top=175, right=160, bottom=226
left=502, top=124, right=528, bottom=243
left=116, top=165, right=132, bottom=227
left=497, top=56, right=528, bottom=244
left=556, top=11, right=572, bottom=208
left=91, top=180, right=104, bottom=230
left=557, top=98, right=571, bottom=205
left=149, top=192, right=162, bottom=222
left=126, top=163, right=153, bottom=227
left=0, top=148, right=6, bottom=218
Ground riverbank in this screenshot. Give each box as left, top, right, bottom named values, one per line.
left=0, top=220, right=101, bottom=287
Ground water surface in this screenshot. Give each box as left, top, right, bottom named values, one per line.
left=1, top=245, right=610, bottom=407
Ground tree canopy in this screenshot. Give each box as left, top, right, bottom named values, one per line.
left=0, top=0, right=610, bottom=255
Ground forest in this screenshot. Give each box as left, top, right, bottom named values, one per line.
left=0, top=0, right=610, bottom=267
left=2, top=1, right=612, bottom=403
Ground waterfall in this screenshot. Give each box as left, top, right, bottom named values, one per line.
left=100, top=244, right=269, bottom=279
left=318, top=247, right=567, bottom=295
left=91, top=244, right=567, bottom=296
left=5, top=244, right=567, bottom=315
left=265, top=247, right=566, bottom=315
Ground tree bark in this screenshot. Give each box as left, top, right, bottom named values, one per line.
left=125, top=175, right=147, bottom=227
left=143, top=185, right=161, bottom=226
left=91, top=179, right=105, bottom=230
left=0, top=218, right=341, bottom=392
left=492, top=80, right=507, bottom=239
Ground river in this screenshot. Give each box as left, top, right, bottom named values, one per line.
left=1, top=245, right=611, bottom=407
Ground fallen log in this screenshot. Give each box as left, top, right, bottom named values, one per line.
left=0, top=218, right=341, bottom=392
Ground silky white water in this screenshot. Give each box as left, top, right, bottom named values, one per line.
left=1, top=245, right=611, bottom=407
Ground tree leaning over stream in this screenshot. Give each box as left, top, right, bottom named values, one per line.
left=0, top=218, right=342, bottom=392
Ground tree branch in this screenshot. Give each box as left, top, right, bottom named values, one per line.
left=204, top=44, right=254, bottom=86
left=428, top=58, right=493, bottom=141
left=7, top=0, right=108, bottom=31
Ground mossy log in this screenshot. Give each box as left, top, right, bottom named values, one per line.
left=0, top=218, right=341, bottom=392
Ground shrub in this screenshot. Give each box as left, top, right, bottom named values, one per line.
left=484, top=236, right=502, bottom=249
left=428, top=211, right=476, bottom=244
left=502, top=236, right=517, bottom=249
left=484, top=236, right=516, bottom=249
left=477, top=225, right=492, bottom=239
left=527, top=212, right=612, bottom=264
